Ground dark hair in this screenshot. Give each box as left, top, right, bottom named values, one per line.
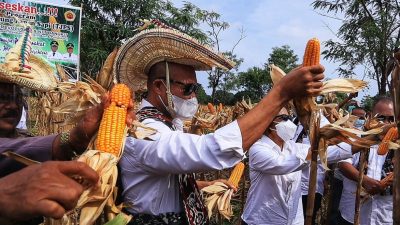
left=373, top=95, right=393, bottom=108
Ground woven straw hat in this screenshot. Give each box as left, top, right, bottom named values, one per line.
left=0, top=25, right=57, bottom=92
left=113, top=20, right=235, bottom=92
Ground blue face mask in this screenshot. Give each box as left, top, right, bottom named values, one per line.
left=354, top=119, right=365, bottom=130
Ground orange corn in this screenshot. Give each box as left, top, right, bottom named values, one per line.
left=378, top=127, right=398, bottom=155
left=96, top=84, right=132, bottom=156
left=218, top=103, right=223, bottom=113
left=228, top=162, right=245, bottom=188
left=302, top=38, right=320, bottom=67
left=110, top=83, right=131, bottom=107
left=208, top=102, right=216, bottom=115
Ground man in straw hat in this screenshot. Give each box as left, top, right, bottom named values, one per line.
left=114, top=19, right=325, bottom=225
left=0, top=24, right=100, bottom=222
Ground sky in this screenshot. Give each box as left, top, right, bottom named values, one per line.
left=49, top=0, right=375, bottom=101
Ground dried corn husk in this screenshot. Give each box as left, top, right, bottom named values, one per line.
left=201, top=182, right=234, bottom=220
left=129, top=120, right=158, bottom=139
left=320, top=79, right=368, bottom=94
left=56, top=64, right=69, bottom=82
left=97, top=48, right=118, bottom=91
left=46, top=130, right=130, bottom=225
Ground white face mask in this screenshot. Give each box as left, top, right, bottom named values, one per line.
left=171, top=94, right=198, bottom=120
left=274, top=120, right=297, bottom=141
left=159, top=79, right=199, bottom=120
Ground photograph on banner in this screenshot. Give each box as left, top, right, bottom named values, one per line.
left=0, top=0, right=81, bottom=80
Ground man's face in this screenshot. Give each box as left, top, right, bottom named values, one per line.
left=67, top=47, right=73, bottom=54
left=51, top=45, right=58, bottom=53
left=372, top=101, right=394, bottom=124
left=351, top=109, right=366, bottom=120
left=169, top=63, right=197, bottom=99
left=158, top=63, right=198, bottom=100
left=0, top=83, right=23, bottom=133
left=269, top=108, right=289, bottom=132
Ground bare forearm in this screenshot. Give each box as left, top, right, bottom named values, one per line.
left=238, top=85, right=288, bottom=151
left=339, top=162, right=360, bottom=182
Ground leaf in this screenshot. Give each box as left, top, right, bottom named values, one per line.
left=103, top=213, right=132, bottom=225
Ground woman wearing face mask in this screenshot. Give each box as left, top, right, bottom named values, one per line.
left=241, top=108, right=357, bottom=225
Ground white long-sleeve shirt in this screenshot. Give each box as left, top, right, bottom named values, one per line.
left=242, top=136, right=353, bottom=225
left=119, top=100, right=244, bottom=215
left=339, top=145, right=393, bottom=225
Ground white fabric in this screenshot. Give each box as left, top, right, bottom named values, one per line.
left=119, top=99, right=244, bottom=215
left=339, top=145, right=393, bottom=225
left=300, top=142, right=352, bottom=195
left=16, top=107, right=27, bottom=129
left=46, top=51, right=63, bottom=61
left=300, top=115, right=340, bottom=195
left=242, top=136, right=353, bottom=225
left=63, top=53, right=78, bottom=63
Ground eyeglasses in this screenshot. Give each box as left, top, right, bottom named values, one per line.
left=157, top=78, right=200, bottom=96
left=274, top=114, right=291, bottom=121
left=376, top=115, right=395, bottom=123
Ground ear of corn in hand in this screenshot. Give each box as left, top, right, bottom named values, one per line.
left=302, top=38, right=320, bottom=66
left=228, top=162, right=245, bottom=188
left=96, top=84, right=131, bottom=156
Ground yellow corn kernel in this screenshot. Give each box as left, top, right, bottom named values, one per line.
left=96, top=84, right=132, bottom=156
left=302, top=38, right=320, bottom=67
left=228, top=162, right=245, bottom=188
left=110, top=83, right=131, bottom=107
left=378, top=127, right=398, bottom=155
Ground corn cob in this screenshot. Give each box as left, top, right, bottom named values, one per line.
left=218, top=103, right=223, bottom=113
left=110, top=83, right=131, bottom=107
left=228, top=162, right=245, bottom=188
left=377, top=127, right=398, bottom=155
left=208, top=103, right=216, bottom=115
left=302, top=38, right=320, bottom=67
left=96, top=84, right=131, bottom=156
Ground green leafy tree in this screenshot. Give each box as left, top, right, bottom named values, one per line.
left=266, top=45, right=299, bottom=73
left=199, top=11, right=245, bottom=101
left=196, top=84, right=211, bottom=104
left=312, top=0, right=400, bottom=95
left=361, top=94, right=376, bottom=113
left=70, top=0, right=210, bottom=75
left=213, top=90, right=235, bottom=105
left=235, top=67, right=271, bottom=102
left=231, top=45, right=298, bottom=103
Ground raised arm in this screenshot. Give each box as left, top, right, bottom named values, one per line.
left=238, top=65, right=324, bottom=150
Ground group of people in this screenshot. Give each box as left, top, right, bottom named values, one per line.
left=47, top=40, right=78, bottom=63
left=0, top=20, right=396, bottom=225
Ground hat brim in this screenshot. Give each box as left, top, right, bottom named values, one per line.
left=0, top=55, right=58, bottom=91
left=113, top=28, right=235, bottom=92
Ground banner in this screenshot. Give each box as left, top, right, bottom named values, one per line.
left=0, top=0, right=82, bottom=80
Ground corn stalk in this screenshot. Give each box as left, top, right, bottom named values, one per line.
left=305, top=110, right=321, bottom=225
left=354, top=149, right=368, bottom=225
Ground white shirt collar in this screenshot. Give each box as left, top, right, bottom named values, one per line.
left=139, top=99, right=153, bottom=110
left=260, top=135, right=282, bottom=152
